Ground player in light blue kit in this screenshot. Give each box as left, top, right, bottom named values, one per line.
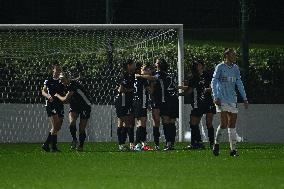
left=211, top=48, right=249, bottom=157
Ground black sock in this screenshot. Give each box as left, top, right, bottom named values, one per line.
left=79, top=132, right=86, bottom=147
left=121, top=127, right=127, bottom=143
left=163, top=124, right=170, bottom=143
left=190, top=124, right=200, bottom=145
left=117, top=127, right=124, bottom=145
left=153, top=127, right=160, bottom=146
left=69, top=125, right=77, bottom=141
left=196, top=125, right=201, bottom=143
left=141, top=127, right=147, bottom=143
left=127, top=127, right=134, bottom=143
left=169, top=123, right=176, bottom=145
left=44, top=132, right=52, bottom=145
left=207, top=127, right=214, bottom=144
left=136, top=127, right=142, bottom=144
left=51, top=134, right=58, bottom=149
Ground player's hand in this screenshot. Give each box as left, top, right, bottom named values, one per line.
left=214, top=99, right=221, bottom=106
left=244, top=100, right=249, bottom=109
left=177, top=85, right=188, bottom=90
left=135, top=74, right=141, bottom=78
left=204, top=88, right=212, bottom=93
left=48, top=95, right=54, bottom=102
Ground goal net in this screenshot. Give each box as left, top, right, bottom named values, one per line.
left=0, top=24, right=184, bottom=143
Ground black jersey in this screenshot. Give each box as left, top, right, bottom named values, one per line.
left=153, top=71, right=178, bottom=103
left=188, top=71, right=214, bottom=108
left=134, top=77, right=150, bottom=106
left=67, top=80, right=91, bottom=108
left=44, top=77, right=65, bottom=104
left=117, top=72, right=135, bottom=98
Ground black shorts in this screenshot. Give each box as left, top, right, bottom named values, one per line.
left=160, top=97, right=179, bottom=119
left=191, top=102, right=216, bottom=117
left=115, top=96, right=133, bottom=118
left=46, top=102, right=64, bottom=118
left=133, top=99, right=148, bottom=118
left=69, top=105, right=91, bottom=119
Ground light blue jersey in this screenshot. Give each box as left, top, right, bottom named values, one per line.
left=211, top=62, right=247, bottom=103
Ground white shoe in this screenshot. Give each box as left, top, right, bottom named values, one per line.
left=134, top=143, right=142, bottom=151
left=119, top=144, right=127, bottom=152
left=129, top=143, right=135, bottom=151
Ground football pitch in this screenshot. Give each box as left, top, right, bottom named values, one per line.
left=0, top=143, right=283, bottom=189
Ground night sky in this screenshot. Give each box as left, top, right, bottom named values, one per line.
left=0, top=0, right=283, bottom=30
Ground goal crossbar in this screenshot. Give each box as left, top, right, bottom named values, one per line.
left=0, top=24, right=183, bottom=30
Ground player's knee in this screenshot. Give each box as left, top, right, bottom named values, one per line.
left=70, top=120, right=76, bottom=126
left=228, top=124, right=236, bottom=128
left=170, top=119, right=176, bottom=124
left=141, top=121, right=146, bottom=128
left=220, top=124, right=227, bottom=129
left=79, top=127, right=85, bottom=134
left=54, top=126, right=61, bottom=132
left=162, top=116, right=170, bottom=123
left=51, top=128, right=58, bottom=134
left=117, top=119, right=124, bottom=127
left=206, top=122, right=213, bottom=128
left=153, top=119, right=160, bottom=126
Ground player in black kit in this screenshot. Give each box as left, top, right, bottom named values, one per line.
left=136, top=58, right=179, bottom=151
left=54, top=73, right=92, bottom=152
left=115, top=59, right=136, bottom=151
left=41, top=63, right=65, bottom=152
left=180, top=60, right=216, bottom=149
left=133, top=64, right=153, bottom=151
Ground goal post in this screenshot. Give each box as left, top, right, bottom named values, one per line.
left=177, top=25, right=185, bottom=142
left=0, top=24, right=185, bottom=143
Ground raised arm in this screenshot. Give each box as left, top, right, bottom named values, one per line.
left=135, top=74, right=157, bottom=81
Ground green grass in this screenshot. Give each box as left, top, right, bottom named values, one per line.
left=0, top=143, right=283, bottom=189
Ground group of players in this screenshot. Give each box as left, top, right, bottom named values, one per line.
left=41, top=64, right=91, bottom=152
left=41, top=48, right=248, bottom=156
left=115, top=58, right=179, bottom=151
left=114, top=48, right=248, bottom=156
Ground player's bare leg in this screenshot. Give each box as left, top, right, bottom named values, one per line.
left=49, top=114, right=62, bottom=152
left=189, top=115, right=203, bottom=149
left=227, top=112, right=239, bottom=156
left=213, top=112, right=228, bottom=156
left=125, top=115, right=135, bottom=150
left=162, top=116, right=175, bottom=151
left=152, top=108, right=161, bottom=150
left=42, top=116, right=56, bottom=152
left=169, top=118, right=177, bottom=149
left=135, top=117, right=153, bottom=151
left=69, top=112, right=78, bottom=150
left=77, top=118, right=88, bottom=151
left=206, top=113, right=215, bottom=149
left=117, top=117, right=127, bottom=151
